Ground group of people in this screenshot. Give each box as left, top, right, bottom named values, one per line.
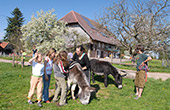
left=27, top=45, right=90, bottom=107
left=26, top=44, right=152, bottom=107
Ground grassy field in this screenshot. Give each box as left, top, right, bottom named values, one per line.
left=0, top=62, right=170, bottom=110
left=0, top=56, right=30, bottom=62
left=113, top=59, right=170, bottom=73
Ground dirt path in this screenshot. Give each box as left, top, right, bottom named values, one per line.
left=0, top=59, right=30, bottom=66
left=119, top=69, right=170, bottom=81
left=0, top=58, right=170, bottom=81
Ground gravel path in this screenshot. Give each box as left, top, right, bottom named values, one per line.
left=0, top=59, right=30, bottom=66
left=119, top=69, right=170, bottom=81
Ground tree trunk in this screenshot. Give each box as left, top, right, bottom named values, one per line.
left=162, top=59, right=165, bottom=67
left=15, top=55, right=19, bottom=67
left=120, top=56, right=122, bottom=63
left=166, top=59, right=169, bottom=68
left=12, top=53, right=15, bottom=67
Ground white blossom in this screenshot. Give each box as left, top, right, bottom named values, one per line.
left=21, top=9, right=69, bottom=54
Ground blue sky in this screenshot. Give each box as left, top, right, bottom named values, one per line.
left=0, top=0, right=113, bottom=40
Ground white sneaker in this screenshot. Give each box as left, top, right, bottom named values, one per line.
left=135, top=92, right=138, bottom=96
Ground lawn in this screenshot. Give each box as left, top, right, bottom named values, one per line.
left=0, top=62, right=170, bottom=110
left=0, top=56, right=30, bottom=62
left=113, top=59, right=170, bottom=73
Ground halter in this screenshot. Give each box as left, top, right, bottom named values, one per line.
left=138, top=64, right=149, bottom=82
left=69, top=61, right=81, bottom=69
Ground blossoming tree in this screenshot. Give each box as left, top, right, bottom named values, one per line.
left=21, top=9, right=69, bottom=54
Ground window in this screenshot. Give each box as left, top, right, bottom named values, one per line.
left=102, top=43, right=105, bottom=48
left=98, top=42, right=101, bottom=48
left=111, top=45, right=116, bottom=49
left=90, top=44, right=93, bottom=50
left=100, top=32, right=108, bottom=38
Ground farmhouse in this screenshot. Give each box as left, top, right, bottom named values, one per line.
left=61, top=11, right=121, bottom=58
left=0, top=42, right=13, bottom=55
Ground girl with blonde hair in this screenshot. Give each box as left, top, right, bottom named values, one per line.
left=27, top=53, right=44, bottom=107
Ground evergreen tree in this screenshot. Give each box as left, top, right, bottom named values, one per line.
left=4, top=7, right=24, bottom=51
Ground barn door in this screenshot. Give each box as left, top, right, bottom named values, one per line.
left=101, top=51, right=104, bottom=58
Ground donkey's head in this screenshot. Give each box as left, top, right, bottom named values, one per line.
left=115, top=70, right=127, bottom=89
left=110, top=66, right=123, bottom=89
left=115, top=74, right=123, bottom=89
left=79, top=86, right=96, bottom=105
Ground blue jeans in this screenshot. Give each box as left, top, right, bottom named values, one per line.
left=42, top=74, right=51, bottom=101
left=32, top=54, right=35, bottom=58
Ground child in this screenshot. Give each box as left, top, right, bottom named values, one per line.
left=32, top=45, right=37, bottom=57
left=42, top=48, right=56, bottom=103
left=134, top=44, right=152, bottom=99
left=21, top=50, right=27, bottom=68
left=27, top=53, right=44, bottom=107
left=52, top=51, right=69, bottom=106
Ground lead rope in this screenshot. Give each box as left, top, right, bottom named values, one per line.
left=138, top=64, right=149, bottom=82
left=69, top=61, right=79, bottom=69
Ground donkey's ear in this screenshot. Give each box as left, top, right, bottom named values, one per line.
left=121, top=74, right=127, bottom=77
left=86, top=87, right=96, bottom=92
left=119, top=70, right=127, bottom=77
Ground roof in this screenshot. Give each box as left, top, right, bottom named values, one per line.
left=0, top=42, right=9, bottom=49
left=60, top=11, right=121, bottom=46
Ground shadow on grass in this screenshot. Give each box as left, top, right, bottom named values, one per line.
left=65, top=85, right=80, bottom=101
left=89, top=84, right=100, bottom=103
left=49, top=95, right=54, bottom=102
left=92, top=75, right=116, bottom=87
left=64, top=83, right=100, bottom=104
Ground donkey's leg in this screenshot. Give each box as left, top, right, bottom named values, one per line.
left=92, top=71, right=95, bottom=83
left=71, top=84, right=77, bottom=100
left=67, top=78, right=72, bottom=90
left=104, top=73, right=108, bottom=87
left=78, top=85, right=82, bottom=95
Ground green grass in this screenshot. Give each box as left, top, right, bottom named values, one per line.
left=113, top=59, right=170, bottom=73
left=0, top=62, right=170, bottom=110
left=0, top=56, right=30, bottom=62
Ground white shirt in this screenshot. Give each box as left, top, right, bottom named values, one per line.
left=45, top=57, right=53, bottom=75
left=32, top=61, right=44, bottom=76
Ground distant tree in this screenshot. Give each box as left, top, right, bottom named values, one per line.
left=66, top=30, right=88, bottom=51
left=4, top=7, right=24, bottom=67
left=21, top=9, right=69, bottom=54
left=4, top=7, right=24, bottom=51
left=97, top=0, right=170, bottom=56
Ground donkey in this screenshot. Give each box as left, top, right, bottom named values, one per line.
left=67, top=61, right=96, bottom=105
left=90, top=59, right=126, bottom=89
